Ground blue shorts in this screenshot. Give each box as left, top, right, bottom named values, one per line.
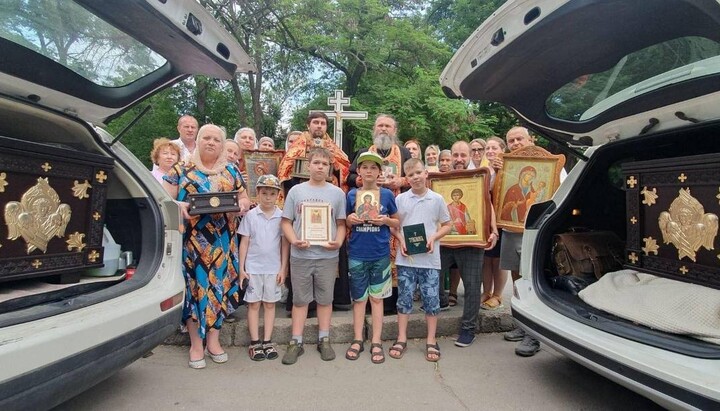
left=348, top=256, right=392, bottom=301
left=396, top=266, right=440, bottom=316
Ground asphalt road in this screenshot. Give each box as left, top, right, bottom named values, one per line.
left=55, top=334, right=665, bottom=411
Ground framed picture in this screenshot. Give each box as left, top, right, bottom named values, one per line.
left=493, top=145, right=565, bottom=233
left=300, top=203, right=332, bottom=246
left=355, top=189, right=381, bottom=221
left=427, top=168, right=492, bottom=248
left=242, top=150, right=284, bottom=201
left=292, top=157, right=334, bottom=182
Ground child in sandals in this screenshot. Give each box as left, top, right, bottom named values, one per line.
left=344, top=152, right=399, bottom=364
left=239, top=175, right=289, bottom=361
left=390, top=159, right=451, bottom=362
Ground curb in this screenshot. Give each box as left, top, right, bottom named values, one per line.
left=163, top=300, right=514, bottom=347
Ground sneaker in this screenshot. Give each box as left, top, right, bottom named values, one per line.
left=439, top=302, right=450, bottom=311
left=515, top=335, right=541, bottom=357
left=454, top=329, right=476, bottom=347
left=317, top=336, right=336, bottom=361
left=504, top=327, right=525, bottom=342
left=281, top=339, right=304, bottom=365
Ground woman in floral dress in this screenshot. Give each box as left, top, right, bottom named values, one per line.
left=163, top=124, right=251, bottom=369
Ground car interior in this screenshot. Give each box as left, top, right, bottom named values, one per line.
left=532, top=119, right=720, bottom=358
left=0, top=97, right=164, bottom=325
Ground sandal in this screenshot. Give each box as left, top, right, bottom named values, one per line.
left=370, top=343, right=385, bottom=364
left=480, top=293, right=492, bottom=304
left=426, top=343, right=441, bottom=362
left=263, top=342, right=279, bottom=360
left=389, top=341, right=407, bottom=359
left=480, top=295, right=504, bottom=311
left=345, top=340, right=364, bottom=361
left=448, top=293, right=458, bottom=307
left=249, top=343, right=266, bottom=361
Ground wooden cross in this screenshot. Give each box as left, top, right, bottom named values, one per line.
left=311, top=90, right=368, bottom=148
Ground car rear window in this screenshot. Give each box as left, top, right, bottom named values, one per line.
left=545, top=36, right=720, bottom=122
left=0, top=0, right=166, bottom=87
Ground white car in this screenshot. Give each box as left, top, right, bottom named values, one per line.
left=441, top=0, right=720, bottom=409
left=0, top=1, right=254, bottom=409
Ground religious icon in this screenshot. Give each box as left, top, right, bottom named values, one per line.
left=447, top=188, right=476, bottom=235
left=493, top=146, right=565, bottom=233
left=355, top=189, right=380, bottom=220
left=428, top=169, right=492, bottom=248
left=300, top=203, right=332, bottom=245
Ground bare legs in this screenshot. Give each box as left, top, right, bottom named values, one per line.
left=186, top=319, right=223, bottom=360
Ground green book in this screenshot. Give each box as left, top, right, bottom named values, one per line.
left=403, top=223, right=428, bottom=255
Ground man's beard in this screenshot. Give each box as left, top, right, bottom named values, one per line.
left=311, top=128, right=325, bottom=138
left=373, top=133, right=394, bottom=151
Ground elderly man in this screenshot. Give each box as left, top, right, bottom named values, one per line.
left=278, top=112, right=351, bottom=310
left=498, top=126, right=541, bottom=357
left=347, top=114, right=411, bottom=314
left=441, top=140, right=498, bottom=347
left=172, top=115, right=199, bottom=161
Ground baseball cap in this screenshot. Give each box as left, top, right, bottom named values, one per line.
left=357, top=151, right=384, bottom=167
left=256, top=174, right=281, bottom=190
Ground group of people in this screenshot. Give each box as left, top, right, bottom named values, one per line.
left=149, top=111, right=547, bottom=369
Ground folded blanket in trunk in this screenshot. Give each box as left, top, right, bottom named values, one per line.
left=578, top=269, right=720, bottom=345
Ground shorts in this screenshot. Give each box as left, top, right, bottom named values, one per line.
left=243, top=273, right=282, bottom=303
left=396, top=266, right=440, bottom=316
left=348, top=256, right=392, bottom=301
left=499, top=231, right=523, bottom=272
left=485, top=229, right=503, bottom=258
left=290, top=256, right=338, bottom=306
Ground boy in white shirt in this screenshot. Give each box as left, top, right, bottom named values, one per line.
left=239, top=174, right=289, bottom=361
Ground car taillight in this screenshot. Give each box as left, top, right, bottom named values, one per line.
left=160, top=292, right=183, bottom=312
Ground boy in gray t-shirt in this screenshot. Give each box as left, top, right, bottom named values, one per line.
left=281, top=148, right=347, bottom=365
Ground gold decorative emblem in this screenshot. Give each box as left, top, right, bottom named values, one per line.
left=72, top=180, right=92, bottom=199
left=0, top=172, right=7, bottom=192
left=659, top=188, right=718, bottom=262
left=716, top=187, right=719, bottom=204
left=630, top=216, right=637, bottom=225
left=41, top=162, right=52, bottom=172
left=95, top=170, right=108, bottom=183
left=66, top=232, right=86, bottom=252
left=31, top=259, right=42, bottom=269
left=640, top=186, right=658, bottom=206
left=4, top=177, right=72, bottom=254
left=626, top=176, right=637, bottom=188
left=678, top=173, right=688, bottom=183
left=93, top=211, right=101, bottom=221
left=679, top=266, right=689, bottom=275
left=628, top=252, right=639, bottom=264
left=88, top=249, right=100, bottom=263
left=642, top=237, right=659, bottom=255
left=209, top=196, right=221, bottom=207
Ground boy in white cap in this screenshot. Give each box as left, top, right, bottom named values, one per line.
left=239, top=174, right=288, bottom=361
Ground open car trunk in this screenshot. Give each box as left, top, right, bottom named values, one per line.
left=531, top=120, right=720, bottom=358
left=0, top=96, right=171, bottom=327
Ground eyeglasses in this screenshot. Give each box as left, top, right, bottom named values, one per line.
left=471, top=148, right=485, bottom=152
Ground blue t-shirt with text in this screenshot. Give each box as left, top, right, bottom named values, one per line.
left=346, top=187, right=397, bottom=261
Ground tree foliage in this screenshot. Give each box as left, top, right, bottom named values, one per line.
left=104, top=0, right=527, bottom=162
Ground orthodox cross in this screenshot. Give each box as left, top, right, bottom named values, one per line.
left=311, top=90, right=368, bottom=148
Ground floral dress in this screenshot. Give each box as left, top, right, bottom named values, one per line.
left=164, top=161, right=244, bottom=338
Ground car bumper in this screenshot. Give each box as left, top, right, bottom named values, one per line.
left=512, top=278, right=720, bottom=411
